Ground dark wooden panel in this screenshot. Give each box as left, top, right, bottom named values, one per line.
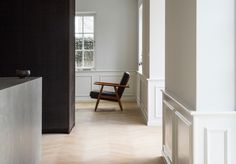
left=68, top=0, right=76, bottom=131
left=0, top=0, right=75, bottom=133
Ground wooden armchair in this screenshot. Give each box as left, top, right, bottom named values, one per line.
left=90, top=72, right=130, bottom=111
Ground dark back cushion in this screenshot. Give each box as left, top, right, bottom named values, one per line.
left=118, top=72, right=130, bottom=97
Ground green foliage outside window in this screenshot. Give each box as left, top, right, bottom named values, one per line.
left=75, top=37, right=94, bottom=68
left=75, top=37, right=94, bottom=50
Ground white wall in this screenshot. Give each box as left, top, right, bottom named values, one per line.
left=76, top=0, right=138, bottom=71
left=196, top=0, right=236, bottom=111
left=75, top=0, right=138, bottom=101
left=165, top=0, right=236, bottom=112
left=165, top=0, right=196, bottom=109
left=149, top=0, right=165, bottom=79
left=141, top=0, right=150, bottom=78
left=140, top=0, right=165, bottom=79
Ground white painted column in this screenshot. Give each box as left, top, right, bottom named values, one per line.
left=149, top=0, right=165, bottom=80
left=164, top=0, right=236, bottom=164
left=193, top=1, right=236, bottom=164
left=137, top=0, right=165, bottom=126
left=147, top=0, right=165, bottom=125
left=196, top=0, right=236, bottom=111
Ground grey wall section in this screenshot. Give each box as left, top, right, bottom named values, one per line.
left=76, top=0, right=138, bottom=71
left=165, top=0, right=196, bottom=108
left=142, top=0, right=150, bottom=78
left=0, top=78, right=42, bottom=164
left=0, top=0, right=75, bottom=133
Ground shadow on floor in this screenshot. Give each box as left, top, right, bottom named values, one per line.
left=73, top=156, right=166, bottom=164
left=125, top=156, right=166, bottom=164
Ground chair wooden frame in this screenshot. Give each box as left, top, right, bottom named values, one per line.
left=94, top=82, right=129, bottom=111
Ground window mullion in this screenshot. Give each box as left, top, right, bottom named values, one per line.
left=82, top=16, right=85, bottom=68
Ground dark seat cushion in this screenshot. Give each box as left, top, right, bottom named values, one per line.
left=90, top=90, right=116, bottom=100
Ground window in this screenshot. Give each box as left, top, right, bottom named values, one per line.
left=75, top=14, right=95, bottom=69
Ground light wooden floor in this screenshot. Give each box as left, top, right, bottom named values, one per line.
left=42, top=101, right=164, bottom=164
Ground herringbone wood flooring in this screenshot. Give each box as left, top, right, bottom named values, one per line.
left=42, top=101, right=164, bottom=164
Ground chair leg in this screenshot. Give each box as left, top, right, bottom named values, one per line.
left=113, top=86, right=123, bottom=111
left=95, top=85, right=104, bottom=112
left=94, top=98, right=100, bottom=112
left=117, top=99, right=123, bottom=111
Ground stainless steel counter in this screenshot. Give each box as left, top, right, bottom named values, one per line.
left=0, top=77, right=42, bottom=164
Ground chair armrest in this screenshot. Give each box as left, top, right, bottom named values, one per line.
left=94, top=81, right=129, bottom=88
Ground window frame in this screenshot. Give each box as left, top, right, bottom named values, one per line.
left=75, top=12, right=96, bottom=70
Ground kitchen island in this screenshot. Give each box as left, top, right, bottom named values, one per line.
left=0, top=77, right=42, bottom=164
